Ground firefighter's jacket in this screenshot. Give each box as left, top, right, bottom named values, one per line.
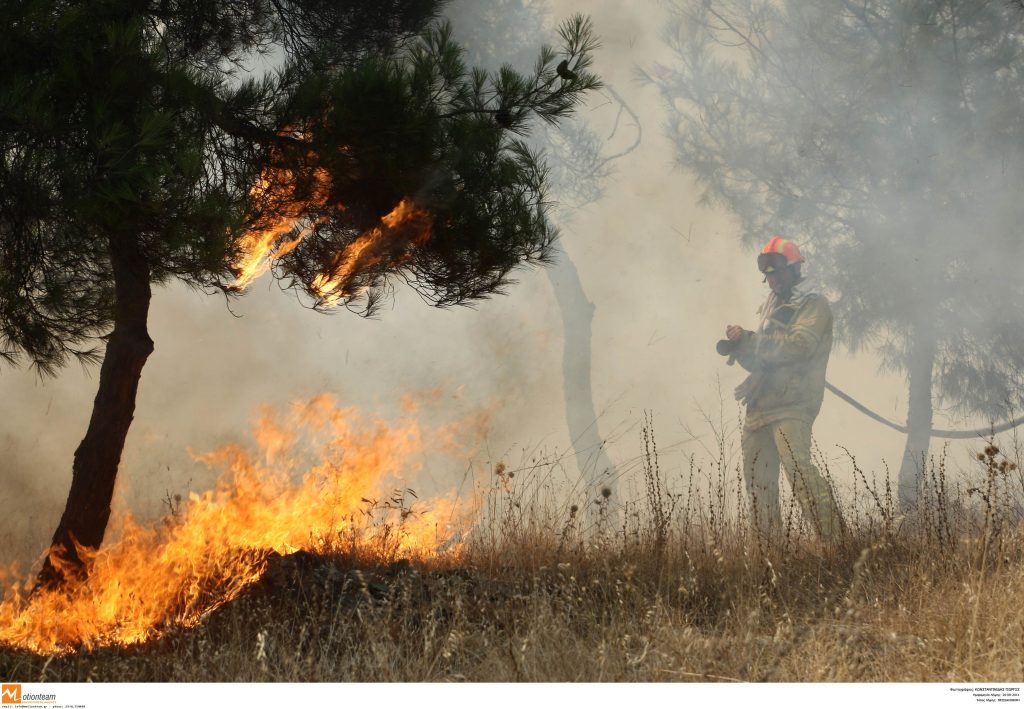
left=733, top=291, right=833, bottom=431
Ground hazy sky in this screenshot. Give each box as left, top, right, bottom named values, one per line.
left=2, top=1, right=977, bottom=563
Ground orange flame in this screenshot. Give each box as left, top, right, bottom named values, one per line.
left=0, top=395, right=471, bottom=655
left=311, top=198, right=433, bottom=307
left=230, top=139, right=432, bottom=300
left=231, top=164, right=333, bottom=290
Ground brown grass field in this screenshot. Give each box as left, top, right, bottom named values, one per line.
left=1, top=426, right=1022, bottom=683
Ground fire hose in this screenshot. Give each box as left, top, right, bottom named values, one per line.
left=716, top=339, right=1024, bottom=440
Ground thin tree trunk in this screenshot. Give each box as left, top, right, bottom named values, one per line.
left=547, top=248, right=618, bottom=503
left=38, top=236, right=153, bottom=587
left=897, top=323, right=937, bottom=510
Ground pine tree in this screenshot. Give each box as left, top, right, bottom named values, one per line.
left=0, top=0, right=600, bottom=584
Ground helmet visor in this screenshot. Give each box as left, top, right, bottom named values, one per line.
left=758, top=251, right=789, bottom=274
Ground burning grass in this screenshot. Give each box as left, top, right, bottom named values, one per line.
left=1, top=407, right=1023, bottom=681
left=0, top=395, right=470, bottom=655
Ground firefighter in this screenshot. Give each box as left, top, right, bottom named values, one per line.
left=722, top=237, right=845, bottom=539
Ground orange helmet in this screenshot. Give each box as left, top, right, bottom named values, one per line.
left=757, top=236, right=803, bottom=274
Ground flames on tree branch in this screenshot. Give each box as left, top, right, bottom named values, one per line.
left=229, top=166, right=333, bottom=290
left=309, top=198, right=433, bottom=308
left=228, top=135, right=434, bottom=310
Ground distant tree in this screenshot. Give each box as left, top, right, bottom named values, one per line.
left=646, top=0, right=1024, bottom=506
left=447, top=0, right=642, bottom=507
left=0, top=0, right=600, bottom=584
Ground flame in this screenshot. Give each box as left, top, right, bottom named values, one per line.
left=231, top=164, right=333, bottom=290
left=311, top=198, right=433, bottom=307
left=230, top=136, right=432, bottom=300
left=0, top=395, right=471, bottom=655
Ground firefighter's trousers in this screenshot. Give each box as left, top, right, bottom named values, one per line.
left=741, top=418, right=844, bottom=539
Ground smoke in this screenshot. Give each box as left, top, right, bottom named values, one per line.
left=8, top=0, right=1012, bottom=567
left=643, top=1, right=1024, bottom=473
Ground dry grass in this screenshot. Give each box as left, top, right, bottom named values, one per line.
left=1, top=428, right=1023, bottom=682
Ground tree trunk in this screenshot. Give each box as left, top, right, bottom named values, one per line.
left=897, top=323, right=937, bottom=510
left=546, top=248, right=619, bottom=504
left=38, top=236, right=153, bottom=587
